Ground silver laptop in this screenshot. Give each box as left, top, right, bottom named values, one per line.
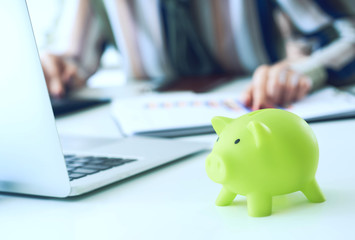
left=0, top=0, right=208, bottom=198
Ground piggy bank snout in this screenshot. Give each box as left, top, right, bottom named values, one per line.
left=206, top=154, right=226, bottom=183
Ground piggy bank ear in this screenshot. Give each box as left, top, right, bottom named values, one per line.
left=211, top=116, right=233, bottom=135
left=247, top=121, right=271, bottom=148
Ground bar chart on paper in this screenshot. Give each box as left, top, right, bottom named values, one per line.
left=111, top=87, right=355, bottom=137
left=111, top=92, right=250, bottom=137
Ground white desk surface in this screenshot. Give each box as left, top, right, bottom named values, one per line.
left=1, top=79, right=355, bottom=240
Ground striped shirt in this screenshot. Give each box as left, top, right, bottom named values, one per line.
left=56, top=0, right=355, bottom=90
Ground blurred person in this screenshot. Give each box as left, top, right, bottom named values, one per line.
left=41, top=0, right=355, bottom=110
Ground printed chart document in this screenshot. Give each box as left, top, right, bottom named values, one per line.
left=111, top=87, right=355, bottom=137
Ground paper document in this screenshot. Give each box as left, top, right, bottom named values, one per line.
left=111, top=87, right=355, bottom=137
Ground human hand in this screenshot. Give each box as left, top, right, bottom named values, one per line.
left=40, top=53, right=85, bottom=97
left=241, top=62, right=312, bottom=110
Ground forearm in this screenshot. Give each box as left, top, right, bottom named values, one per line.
left=59, top=0, right=109, bottom=81
left=291, top=18, right=355, bottom=89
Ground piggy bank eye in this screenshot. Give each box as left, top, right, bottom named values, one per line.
left=216, top=137, right=219, bottom=142
left=234, top=139, right=240, bottom=144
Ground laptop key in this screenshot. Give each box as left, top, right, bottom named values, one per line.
left=73, top=157, right=94, bottom=163
left=102, top=161, right=125, bottom=167
left=88, top=159, right=110, bottom=165
left=72, top=168, right=100, bottom=175
left=83, top=165, right=113, bottom=171
left=72, top=159, right=89, bottom=164
left=102, top=159, right=125, bottom=166
left=64, top=155, right=77, bottom=161
left=122, top=159, right=137, bottom=163
left=67, top=163, right=86, bottom=168
left=66, top=167, right=77, bottom=172
left=69, top=172, right=87, bottom=180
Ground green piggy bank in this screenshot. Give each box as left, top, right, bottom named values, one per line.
left=206, top=109, right=325, bottom=217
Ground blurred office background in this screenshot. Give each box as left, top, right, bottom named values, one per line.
left=26, top=0, right=355, bottom=92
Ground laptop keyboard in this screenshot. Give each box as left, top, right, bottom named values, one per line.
left=64, top=155, right=137, bottom=181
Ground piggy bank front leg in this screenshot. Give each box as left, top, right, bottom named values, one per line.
left=301, top=179, right=326, bottom=203
left=215, top=187, right=237, bottom=206
left=247, top=193, right=272, bottom=217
